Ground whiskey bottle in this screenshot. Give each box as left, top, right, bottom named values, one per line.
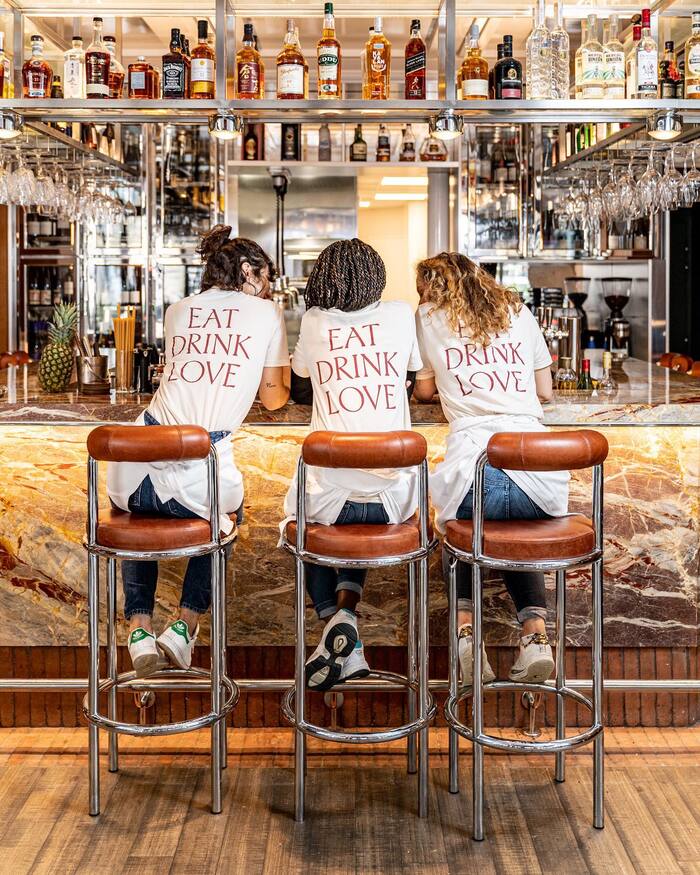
left=0, top=32, right=10, bottom=99
left=580, top=14, right=605, bottom=99
left=50, top=74, right=63, bottom=98
left=63, top=36, right=86, bottom=99
left=85, top=17, right=110, bottom=98
left=366, top=16, right=391, bottom=99
left=179, top=33, right=191, bottom=97
left=663, top=40, right=681, bottom=93
left=419, top=132, right=448, bottom=162
left=495, top=35, right=522, bottom=99
left=237, top=23, right=263, bottom=98
left=317, top=2, right=341, bottom=98
left=318, top=123, right=332, bottom=160
left=281, top=122, right=301, bottom=160
left=636, top=8, right=658, bottom=98
left=277, top=19, right=305, bottom=99
left=361, top=26, right=374, bottom=98
left=128, top=57, right=150, bottom=99
left=460, top=23, right=488, bottom=100
left=349, top=124, right=367, bottom=161
left=659, top=60, right=676, bottom=99
left=104, top=36, right=125, bottom=98
left=686, top=12, right=700, bottom=99
left=294, top=25, right=309, bottom=98
left=404, top=19, right=426, bottom=99
left=243, top=124, right=259, bottom=160
left=22, top=35, right=53, bottom=99
left=162, top=28, right=187, bottom=99
left=376, top=123, right=391, bottom=161
left=603, top=13, right=625, bottom=99
left=253, top=33, right=266, bottom=96
left=191, top=20, right=216, bottom=98
left=489, top=43, right=505, bottom=98
left=399, top=123, right=416, bottom=161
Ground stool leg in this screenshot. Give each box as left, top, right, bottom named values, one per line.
left=87, top=553, right=101, bottom=816
left=555, top=569, right=566, bottom=784
left=219, top=548, right=228, bottom=772
left=294, top=557, right=307, bottom=823
left=448, top=554, right=459, bottom=794
left=107, top=557, right=119, bottom=774
left=417, top=556, right=430, bottom=819
left=472, top=562, right=485, bottom=841
left=406, top=563, right=417, bottom=775
left=592, top=557, right=605, bottom=829
left=210, top=550, right=223, bottom=815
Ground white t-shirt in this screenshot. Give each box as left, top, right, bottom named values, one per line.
left=283, top=300, right=423, bottom=528
left=108, top=288, right=289, bottom=534
left=415, top=302, right=569, bottom=531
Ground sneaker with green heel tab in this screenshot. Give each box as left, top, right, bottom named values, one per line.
left=128, top=627, right=159, bottom=678
left=157, top=619, right=198, bottom=670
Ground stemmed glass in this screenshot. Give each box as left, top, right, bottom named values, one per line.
left=6, top=147, right=37, bottom=206
left=637, top=148, right=662, bottom=215
left=658, top=146, right=683, bottom=212
left=680, top=146, right=700, bottom=208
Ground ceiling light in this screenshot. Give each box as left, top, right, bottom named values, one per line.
left=209, top=111, right=243, bottom=141
left=647, top=110, right=682, bottom=141
left=380, top=176, right=428, bottom=186
left=0, top=111, right=23, bottom=140
left=359, top=200, right=371, bottom=207
left=375, top=192, right=428, bottom=201
left=429, top=110, right=463, bottom=141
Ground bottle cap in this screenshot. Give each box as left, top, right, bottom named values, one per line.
left=198, top=19, right=208, bottom=39
left=560, top=356, right=572, bottom=366
left=31, top=34, right=43, bottom=41
left=286, top=18, right=295, bottom=32
left=374, top=16, right=383, bottom=32
left=665, top=40, right=674, bottom=50
left=104, top=35, right=115, bottom=43
left=583, top=358, right=591, bottom=370
left=503, top=33, right=513, bottom=42
left=411, top=18, right=421, bottom=29
left=171, top=27, right=181, bottom=40
left=470, top=23, right=479, bottom=39
left=243, top=22, right=254, bottom=38
left=325, top=3, right=334, bottom=13
left=602, top=351, right=612, bottom=367
left=93, top=17, right=103, bottom=23
left=633, top=24, right=642, bottom=38
left=72, top=35, right=82, bottom=42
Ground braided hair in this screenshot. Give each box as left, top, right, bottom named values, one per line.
left=304, top=238, right=386, bottom=312
left=197, top=225, right=275, bottom=292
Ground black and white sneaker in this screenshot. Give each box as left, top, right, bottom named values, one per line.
left=338, top=641, right=371, bottom=682
left=305, top=609, right=358, bottom=691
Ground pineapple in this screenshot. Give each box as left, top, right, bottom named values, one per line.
left=38, top=303, right=78, bottom=393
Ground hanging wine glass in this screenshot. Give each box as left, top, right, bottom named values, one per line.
left=658, top=146, right=683, bottom=211
left=637, top=148, right=661, bottom=215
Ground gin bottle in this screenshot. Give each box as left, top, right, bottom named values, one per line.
left=580, top=14, right=605, bottom=99
left=549, top=0, right=570, bottom=99
left=526, top=0, right=551, bottom=99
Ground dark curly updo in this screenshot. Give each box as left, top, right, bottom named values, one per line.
left=197, top=225, right=275, bottom=292
left=304, top=238, right=386, bottom=312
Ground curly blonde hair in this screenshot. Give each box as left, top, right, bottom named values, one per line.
left=416, top=252, right=522, bottom=347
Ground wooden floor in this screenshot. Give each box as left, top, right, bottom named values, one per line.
left=0, top=727, right=699, bottom=875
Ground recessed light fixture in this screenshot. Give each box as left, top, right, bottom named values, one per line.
left=375, top=192, right=428, bottom=201
left=359, top=200, right=371, bottom=207
left=209, top=111, right=243, bottom=141
left=647, top=110, right=682, bottom=141
left=0, top=111, right=23, bottom=140
left=380, top=176, right=429, bottom=186
left=429, top=109, right=463, bottom=141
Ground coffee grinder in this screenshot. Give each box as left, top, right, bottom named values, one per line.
left=601, top=277, right=632, bottom=361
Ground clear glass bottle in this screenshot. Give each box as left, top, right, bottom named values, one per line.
left=85, top=17, right=110, bottom=98
left=103, top=36, right=125, bottom=98
left=277, top=19, right=305, bottom=99
left=399, top=123, right=416, bottom=161
left=580, top=14, right=605, bottom=99
left=604, top=14, right=625, bottom=99
left=550, top=0, right=570, bottom=98
left=636, top=7, right=658, bottom=98
left=237, top=23, right=263, bottom=98
left=349, top=124, right=367, bottom=161
left=318, top=122, right=331, bottom=160
left=575, top=19, right=587, bottom=99
left=191, top=19, right=216, bottom=98
left=626, top=22, right=642, bottom=99
left=685, top=11, right=700, bottom=99
left=63, top=36, right=86, bottom=99
left=460, top=23, right=489, bottom=99
left=317, top=2, right=341, bottom=98
left=597, top=351, right=618, bottom=396
left=366, top=16, right=391, bottom=99
left=526, top=0, right=551, bottom=99
left=404, top=18, right=426, bottom=99
left=22, top=35, right=53, bottom=99
left=555, top=356, right=577, bottom=392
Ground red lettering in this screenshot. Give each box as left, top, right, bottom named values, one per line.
left=511, top=370, right=528, bottom=392
left=232, top=334, right=251, bottom=359
left=334, top=355, right=353, bottom=381
left=492, top=345, right=510, bottom=364
left=223, top=362, right=240, bottom=387
left=209, top=334, right=232, bottom=355
left=464, top=344, right=485, bottom=367
left=328, top=328, right=342, bottom=351
left=171, top=335, right=186, bottom=356
left=317, top=360, right=333, bottom=385
left=221, top=308, right=239, bottom=329
left=364, top=323, right=379, bottom=345
left=324, top=389, right=339, bottom=415
left=345, top=325, right=368, bottom=348
left=470, top=371, right=494, bottom=391
left=509, top=342, right=525, bottom=365
left=201, top=310, right=222, bottom=329
left=383, top=351, right=399, bottom=377
left=180, top=361, right=205, bottom=383
left=492, top=370, right=511, bottom=392
left=186, top=333, right=203, bottom=355
left=445, top=347, right=463, bottom=370
left=383, top=384, right=397, bottom=409
left=338, top=386, right=364, bottom=412
left=187, top=307, right=203, bottom=328
left=206, top=361, right=226, bottom=383
left=455, top=374, right=472, bottom=396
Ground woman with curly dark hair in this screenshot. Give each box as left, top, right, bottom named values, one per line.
left=414, top=252, right=569, bottom=688
left=282, top=238, right=422, bottom=691
left=109, top=226, right=290, bottom=677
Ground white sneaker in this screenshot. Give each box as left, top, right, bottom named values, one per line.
left=458, top=625, right=496, bottom=686
left=509, top=632, right=555, bottom=684
left=157, top=619, right=198, bottom=670
left=338, top=642, right=371, bottom=683
left=127, top=627, right=159, bottom=678
left=305, top=609, right=358, bottom=691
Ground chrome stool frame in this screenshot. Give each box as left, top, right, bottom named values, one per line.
left=281, top=432, right=438, bottom=822
left=443, top=439, right=605, bottom=841
left=83, top=425, right=239, bottom=816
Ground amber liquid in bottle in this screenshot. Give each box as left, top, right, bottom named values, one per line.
left=191, top=20, right=215, bottom=98
left=237, top=22, right=263, bottom=98
left=317, top=2, right=341, bottom=98
left=366, top=16, right=391, bottom=99
left=104, top=36, right=125, bottom=98
left=85, top=17, right=111, bottom=99
left=277, top=18, right=306, bottom=99
left=460, top=23, right=488, bottom=99
left=404, top=19, right=426, bottom=99
left=23, top=35, right=53, bottom=98
left=128, top=56, right=150, bottom=98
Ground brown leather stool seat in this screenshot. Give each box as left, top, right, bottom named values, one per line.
left=97, top=507, right=236, bottom=552
left=445, top=514, right=595, bottom=562
left=286, top=514, right=432, bottom=560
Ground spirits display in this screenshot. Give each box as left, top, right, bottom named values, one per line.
left=0, top=32, right=9, bottom=98
left=660, top=41, right=681, bottom=97
left=460, top=23, right=488, bottom=99
left=574, top=19, right=587, bottom=99
left=420, top=132, right=448, bottom=161
left=349, top=124, right=367, bottom=161
left=318, top=123, right=331, bottom=160
left=366, top=17, right=391, bottom=99
left=361, top=26, right=374, bottom=99
left=50, top=74, right=63, bottom=98
left=237, top=23, right=264, bottom=98
left=281, top=122, right=301, bottom=159
left=603, top=13, right=625, bottom=98
left=63, top=36, right=86, bottom=99
left=162, top=28, right=188, bottom=99
left=526, top=0, right=551, bottom=99
left=399, top=124, right=416, bottom=161
left=626, top=21, right=642, bottom=98
left=85, top=17, right=110, bottom=98
left=489, top=43, right=505, bottom=98
left=22, top=35, right=53, bottom=99
left=495, top=34, right=522, bottom=99
left=191, top=20, right=216, bottom=98
left=404, top=19, right=426, bottom=99
left=179, top=33, right=191, bottom=96
left=317, top=2, right=341, bottom=98
left=128, top=57, right=151, bottom=98
left=376, top=123, right=391, bottom=161
left=242, top=123, right=264, bottom=159
left=277, top=19, right=305, bottom=99
left=580, top=14, right=605, bottom=99
left=636, top=8, right=658, bottom=98
left=686, top=12, right=700, bottom=98
left=104, top=36, right=125, bottom=98
left=550, top=0, right=570, bottom=99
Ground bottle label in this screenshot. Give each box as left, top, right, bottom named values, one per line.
left=238, top=61, right=260, bottom=95
left=405, top=50, right=425, bottom=75
left=463, top=78, right=488, bottom=97
left=371, top=44, right=387, bottom=73
left=688, top=44, right=700, bottom=74
left=318, top=46, right=339, bottom=93
left=351, top=143, right=367, bottom=160
left=278, top=63, right=304, bottom=95
left=64, top=59, right=83, bottom=97
left=661, top=80, right=677, bottom=99
left=637, top=49, right=658, bottom=92
left=27, top=76, right=48, bottom=98
left=192, top=58, right=214, bottom=83
left=86, top=51, right=109, bottom=94
left=162, top=60, right=186, bottom=96
left=130, top=71, right=146, bottom=91
left=500, top=66, right=522, bottom=98
left=603, top=50, right=625, bottom=82
left=581, top=49, right=605, bottom=96
left=687, top=82, right=700, bottom=95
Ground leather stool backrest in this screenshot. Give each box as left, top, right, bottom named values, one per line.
left=671, top=354, right=694, bottom=374
left=689, top=362, right=700, bottom=379
left=302, top=430, right=427, bottom=469
left=87, top=424, right=211, bottom=463
left=487, top=430, right=609, bottom=472
left=658, top=352, right=678, bottom=368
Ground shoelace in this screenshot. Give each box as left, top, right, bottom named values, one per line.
left=525, top=632, right=550, bottom=646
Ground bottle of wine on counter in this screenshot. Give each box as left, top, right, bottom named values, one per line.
left=577, top=357, right=593, bottom=392
left=460, top=23, right=488, bottom=99
left=104, top=36, right=125, bottom=98
left=349, top=124, right=367, bottom=161
left=191, top=19, right=215, bottom=98
left=162, top=28, right=188, bottom=99
left=376, top=123, right=391, bottom=161
left=277, top=18, right=306, bottom=99
left=318, top=123, right=331, bottom=160
left=399, top=124, right=416, bottom=161
left=686, top=11, right=700, bottom=99
left=405, top=19, right=426, bottom=99
left=237, top=22, right=263, bottom=98
left=317, top=2, right=341, bottom=98
left=85, top=17, right=110, bottom=98
left=63, top=36, right=86, bottom=99
left=366, top=16, right=391, bottom=99
left=495, top=35, right=522, bottom=99
left=23, top=35, right=52, bottom=98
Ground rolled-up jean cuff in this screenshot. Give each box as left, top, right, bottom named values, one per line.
left=124, top=608, right=153, bottom=620
left=336, top=580, right=364, bottom=596
left=516, top=605, right=548, bottom=623
left=457, top=598, right=473, bottom=613
left=180, top=601, right=208, bottom=614
left=317, top=603, right=337, bottom=620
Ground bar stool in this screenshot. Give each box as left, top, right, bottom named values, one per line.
left=83, top=424, right=239, bottom=815
left=671, top=354, right=694, bottom=374
left=443, top=429, right=608, bottom=840
left=281, top=431, right=438, bottom=822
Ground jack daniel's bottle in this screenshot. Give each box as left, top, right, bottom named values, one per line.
left=162, top=28, right=187, bottom=98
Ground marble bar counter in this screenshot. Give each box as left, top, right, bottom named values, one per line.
left=0, top=359, right=697, bottom=652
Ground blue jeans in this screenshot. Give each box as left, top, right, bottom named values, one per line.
left=443, top=464, right=549, bottom=623
left=305, top=501, right=390, bottom=620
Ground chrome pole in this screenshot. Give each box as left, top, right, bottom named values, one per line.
left=472, top=562, right=485, bottom=841
left=107, top=556, right=119, bottom=774
left=219, top=547, right=228, bottom=771
left=294, top=457, right=308, bottom=823
left=555, top=569, right=566, bottom=783
left=406, top=563, right=417, bottom=775
left=448, top=553, right=459, bottom=794
left=592, top=556, right=605, bottom=829
left=210, top=546, right=223, bottom=814
left=417, top=555, right=429, bottom=818
left=87, top=551, right=101, bottom=816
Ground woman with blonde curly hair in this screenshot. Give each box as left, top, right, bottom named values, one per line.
left=413, top=252, right=569, bottom=687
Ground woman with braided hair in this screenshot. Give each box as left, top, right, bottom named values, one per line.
left=282, top=238, right=423, bottom=691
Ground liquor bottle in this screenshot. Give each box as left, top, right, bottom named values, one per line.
left=376, top=123, right=391, bottom=161
left=179, top=33, right=191, bottom=97
left=318, top=123, right=331, bottom=160
left=85, top=17, right=110, bottom=98
left=626, top=21, right=642, bottom=99
left=349, top=124, right=367, bottom=161
left=550, top=0, right=570, bottom=99
left=492, top=140, right=507, bottom=182
left=580, top=14, right=605, bottom=99
left=103, top=36, right=125, bottom=98
left=574, top=19, right=587, bottom=99
left=22, top=35, right=53, bottom=99
left=576, top=357, right=593, bottom=392
left=361, top=26, right=374, bottom=99
left=526, top=0, right=551, bottom=99
left=636, top=8, right=658, bottom=98
left=603, top=13, right=625, bottom=99
left=399, top=123, right=416, bottom=161
left=0, top=32, right=7, bottom=98
left=192, top=20, right=216, bottom=98
left=659, top=60, right=675, bottom=98
left=366, top=17, right=391, bottom=99
left=253, top=33, right=266, bottom=96
left=677, top=59, right=686, bottom=98
left=317, top=2, right=341, bottom=98
left=281, top=122, right=301, bottom=159
left=597, top=350, right=618, bottom=396
left=460, top=23, right=488, bottom=100
left=243, top=124, right=259, bottom=160
left=277, top=19, right=305, bottom=99
left=147, top=65, right=160, bottom=98
left=404, top=19, right=426, bottom=99
left=237, top=23, right=263, bottom=98
left=63, top=36, right=86, bottom=99
left=686, top=12, right=700, bottom=98
left=419, top=132, right=448, bottom=162
left=50, top=74, right=63, bottom=98
left=162, top=28, right=187, bottom=99
left=128, top=57, right=150, bottom=98
left=495, top=34, right=522, bottom=99
left=294, top=25, right=309, bottom=97
left=490, top=43, right=505, bottom=98
left=662, top=40, right=681, bottom=95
